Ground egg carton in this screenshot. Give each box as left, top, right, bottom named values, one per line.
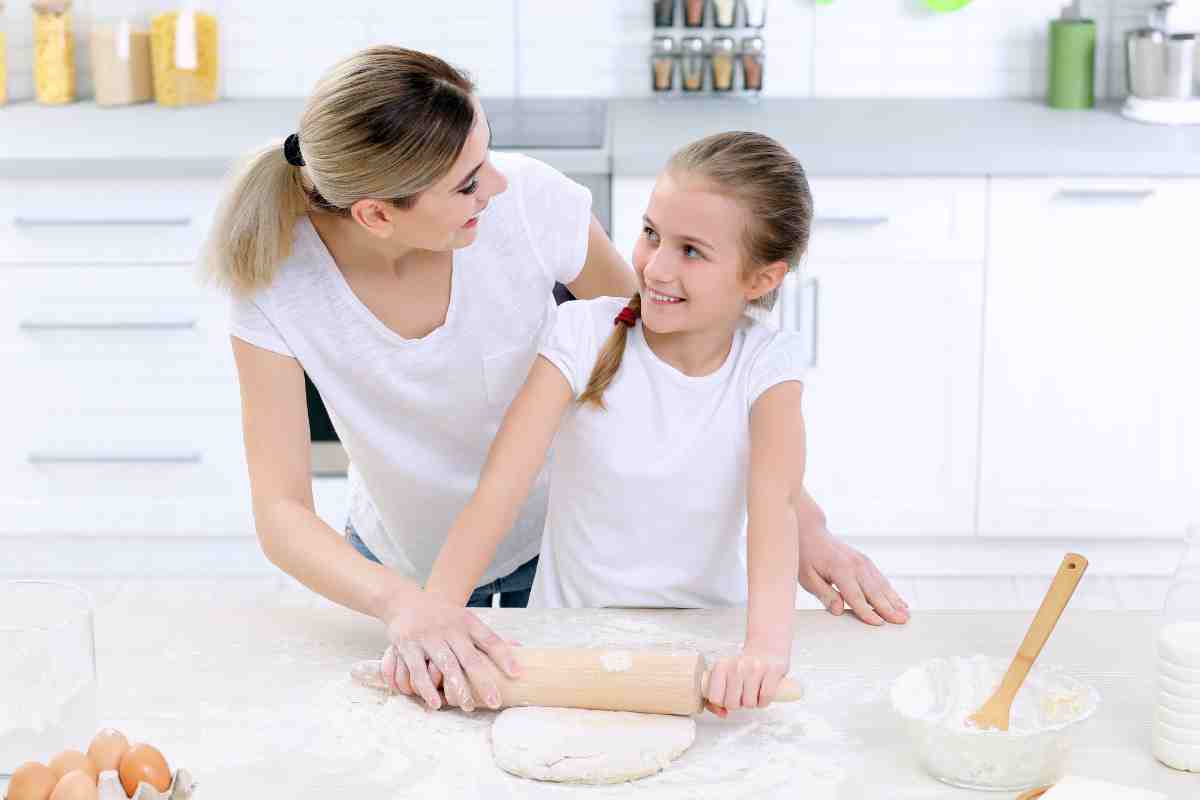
left=96, top=768, right=196, bottom=800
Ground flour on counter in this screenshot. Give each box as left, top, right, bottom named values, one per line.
left=600, top=651, right=634, bottom=672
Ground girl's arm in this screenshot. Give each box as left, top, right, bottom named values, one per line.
left=566, top=214, right=639, bottom=300
left=425, top=356, right=575, bottom=604
left=704, top=380, right=805, bottom=714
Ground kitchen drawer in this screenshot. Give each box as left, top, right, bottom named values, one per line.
left=804, top=177, right=986, bottom=263
left=2, top=265, right=238, bottom=412
left=1, top=410, right=252, bottom=504
left=0, top=178, right=221, bottom=264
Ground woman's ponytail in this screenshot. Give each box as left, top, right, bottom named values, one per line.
left=201, top=139, right=308, bottom=294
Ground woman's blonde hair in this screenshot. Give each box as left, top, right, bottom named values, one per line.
left=579, top=131, right=813, bottom=409
left=203, top=46, right=476, bottom=293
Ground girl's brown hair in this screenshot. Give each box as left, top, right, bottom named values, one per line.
left=579, top=131, right=813, bottom=409
left=203, top=46, right=476, bottom=293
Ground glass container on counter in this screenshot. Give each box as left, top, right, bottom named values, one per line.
left=653, top=0, right=675, bottom=27
left=33, top=0, right=75, bottom=105
left=0, top=2, right=8, bottom=105
left=92, top=16, right=153, bottom=106
left=710, top=35, right=736, bottom=92
left=682, top=0, right=705, bottom=27
left=150, top=6, right=218, bottom=106
left=1154, top=525, right=1200, bottom=773
left=651, top=35, right=677, bottom=93
left=712, top=0, right=737, bottom=28
left=743, top=0, right=767, bottom=28
left=741, top=34, right=764, bottom=92
left=680, top=35, right=705, bottom=91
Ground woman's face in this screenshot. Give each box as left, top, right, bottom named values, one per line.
left=632, top=171, right=755, bottom=335
left=370, top=97, right=508, bottom=253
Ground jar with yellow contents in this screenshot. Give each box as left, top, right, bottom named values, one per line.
left=150, top=5, right=218, bottom=107
left=33, top=0, right=76, bottom=104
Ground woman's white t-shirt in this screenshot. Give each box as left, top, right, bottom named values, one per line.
left=534, top=297, right=807, bottom=609
left=228, top=152, right=591, bottom=585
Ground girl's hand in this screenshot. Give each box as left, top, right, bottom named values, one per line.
left=377, top=593, right=521, bottom=713
left=797, top=526, right=909, bottom=626
left=702, top=646, right=790, bottom=717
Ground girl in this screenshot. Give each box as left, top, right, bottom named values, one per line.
left=387, top=132, right=868, bottom=714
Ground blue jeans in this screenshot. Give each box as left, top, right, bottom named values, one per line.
left=346, top=523, right=538, bottom=608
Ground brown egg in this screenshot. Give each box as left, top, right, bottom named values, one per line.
left=6, top=761, right=59, bottom=800
left=48, top=771, right=99, bottom=800
left=85, top=728, right=130, bottom=773
left=46, top=751, right=97, bottom=782
left=117, top=743, right=171, bottom=796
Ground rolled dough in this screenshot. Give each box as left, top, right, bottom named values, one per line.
left=490, top=706, right=696, bottom=784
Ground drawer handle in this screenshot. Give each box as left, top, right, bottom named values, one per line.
left=19, top=319, right=198, bottom=331
left=28, top=451, right=203, bottom=464
left=13, top=216, right=193, bottom=227
left=1052, top=189, right=1156, bottom=204
left=814, top=215, right=890, bottom=227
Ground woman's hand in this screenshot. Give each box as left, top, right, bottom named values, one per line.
left=702, top=645, right=790, bottom=717
left=377, top=593, right=521, bottom=713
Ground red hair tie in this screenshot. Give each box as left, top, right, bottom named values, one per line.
left=614, top=305, right=639, bottom=328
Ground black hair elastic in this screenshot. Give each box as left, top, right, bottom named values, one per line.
left=283, top=133, right=305, bottom=167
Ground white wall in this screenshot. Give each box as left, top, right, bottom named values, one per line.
left=1, top=0, right=1167, bottom=102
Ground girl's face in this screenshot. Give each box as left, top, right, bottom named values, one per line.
left=633, top=171, right=761, bottom=335
left=357, top=97, right=508, bottom=252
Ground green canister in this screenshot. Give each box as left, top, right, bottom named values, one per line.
left=1048, top=4, right=1096, bottom=109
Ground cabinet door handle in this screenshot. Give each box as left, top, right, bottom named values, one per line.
left=13, top=216, right=193, bottom=227
left=28, top=451, right=203, bottom=464
left=801, top=277, right=820, bottom=368
left=814, top=215, right=890, bottom=227
left=19, top=319, right=198, bottom=331
left=1052, top=189, right=1156, bottom=205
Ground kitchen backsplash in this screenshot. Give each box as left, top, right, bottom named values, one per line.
left=0, top=0, right=1176, bottom=101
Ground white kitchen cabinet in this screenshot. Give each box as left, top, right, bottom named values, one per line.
left=614, top=176, right=987, bottom=536
left=979, top=178, right=1200, bottom=537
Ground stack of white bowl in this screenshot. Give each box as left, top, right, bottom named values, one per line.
left=1154, top=621, right=1200, bottom=772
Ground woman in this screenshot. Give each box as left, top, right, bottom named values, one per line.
left=205, top=46, right=906, bottom=713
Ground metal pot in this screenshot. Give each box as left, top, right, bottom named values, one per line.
left=1126, top=2, right=1199, bottom=99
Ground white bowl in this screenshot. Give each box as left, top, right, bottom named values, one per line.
left=1156, top=703, right=1200, bottom=731
left=1158, top=656, right=1200, bottom=685
left=891, top=656, right=1099, bottom=792
left=1153, top=737, right=1200, bottom=772
left=1157, top=686, right=1200, bottom=715
left=1159, top=674, right=1200, bottom=700
left=1155, top=718, right=1200, bottom=746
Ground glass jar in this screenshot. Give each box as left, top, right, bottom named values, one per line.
left=680, top=36, right=706, bottom=92
left=742, top=0, right=768, bottom=28
left=150, top=6, right=219, bottom=106
left=33, top=0, right=75, bottom=105
left=741, top=35, right=765, bottom=92
left=682, top=0, right=705, bottom=28
left=651, top=35, right=677, bottom=93
left=653, top=0, right=675, bottom=27
left=710, top=35, right=736, bottom=92
left=1154, top=525, right=1200, bottom=773
left=712, top=0, right=737, bottom=28
left=92, top=16, right=153, bottom=106
left=0, top=2, right=8, bottom=105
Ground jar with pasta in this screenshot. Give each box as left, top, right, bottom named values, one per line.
left=92, top=15, right=153, bottom=106
left=0, top=2, right=8, bottom=105
left=33, top=0, right=76, bottom=105
left=150, top=5, right=218, bottom=106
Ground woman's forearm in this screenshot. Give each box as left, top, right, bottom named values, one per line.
left=254, top=496, right=422, bottom=622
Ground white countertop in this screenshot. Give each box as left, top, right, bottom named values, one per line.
left=1, top=582, right=1192, bottom=799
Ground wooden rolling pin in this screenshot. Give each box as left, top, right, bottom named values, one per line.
left=350, top=647, right=804, bottom=716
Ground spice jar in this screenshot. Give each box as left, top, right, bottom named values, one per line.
left=680, top=36, right=705, bottom=91
left=651, top=35, right=677, bottom=93
left=92, top=17, right=153, bottom=106
left=0, top=2, right=8, bottom=105
left=150, top=6, right=219, bottom=106
left=712, top=0, right=737, bottom=28
left=682, top=0, right=705, bottom=27
left=653, top=0, right=675, bottom=27
left=742, top=0, right=767, bottom=28
left=33, top=0, right=75, bottom=105
left=710, top=35, right=736, bottom=92
left=741, top=35, right=764, bottom=92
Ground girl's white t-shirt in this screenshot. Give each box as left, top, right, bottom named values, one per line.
left=228, top=152, right=591, bottom=585
left=534, top=297, right=807, bottom=609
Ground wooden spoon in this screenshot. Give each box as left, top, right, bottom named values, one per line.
left=966, top=553, right=1089, bottom=732
left=1016, top=787, right=1052, bottom=800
